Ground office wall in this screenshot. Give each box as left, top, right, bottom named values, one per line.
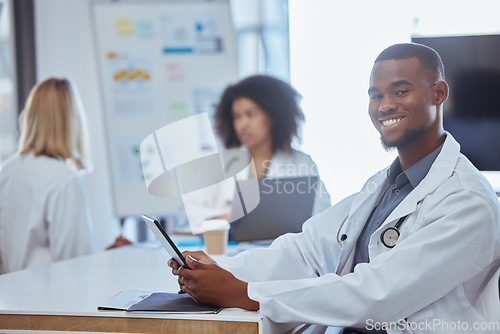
left=34, top=0, right=119, bottom=250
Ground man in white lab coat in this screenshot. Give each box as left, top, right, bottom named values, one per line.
left=169, top=43, right=500, bottom=333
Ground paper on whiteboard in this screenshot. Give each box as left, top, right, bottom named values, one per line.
left=109, top=134, right=147, bottom=184
left=159, top=9, right=225, bottom=54
left=107, top=51, right=157, bottom=117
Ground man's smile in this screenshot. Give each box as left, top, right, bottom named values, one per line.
left=380, top=116, right=405, bottom=128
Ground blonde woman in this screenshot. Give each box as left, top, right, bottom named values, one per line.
left=0, top=78, right=94, bottom=274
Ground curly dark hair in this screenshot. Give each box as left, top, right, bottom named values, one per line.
left=214, top=75, right=305, bottom=152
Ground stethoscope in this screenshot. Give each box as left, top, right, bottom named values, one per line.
left=337, top=214, right=408, bottom=249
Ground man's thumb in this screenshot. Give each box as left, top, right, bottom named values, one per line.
left=187, top=255, right=205, bottom=270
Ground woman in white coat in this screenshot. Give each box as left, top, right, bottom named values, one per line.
left=179, top=75, right=331, bottom=233
left=0, top=78, right=94, bottom=274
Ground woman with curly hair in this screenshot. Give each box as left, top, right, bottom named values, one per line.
left=180, top=75, right=331, bottom=233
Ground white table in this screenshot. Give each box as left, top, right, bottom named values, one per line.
left=0, top=245, right=297, bottom=333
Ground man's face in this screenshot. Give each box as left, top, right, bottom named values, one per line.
left=368, top=57, right=438, bottom=151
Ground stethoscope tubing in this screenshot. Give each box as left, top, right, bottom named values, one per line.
left=337, top=214, right=408, bottom=248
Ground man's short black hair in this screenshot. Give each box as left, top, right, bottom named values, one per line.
left=215, top=74, right=304, bottom=152
left=375, top=43, right=446, bottom=82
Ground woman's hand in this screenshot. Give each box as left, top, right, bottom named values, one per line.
left=105, top=235, right=133, bottom=250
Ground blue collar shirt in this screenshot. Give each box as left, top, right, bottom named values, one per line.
left=352, top=143, right=444, bottom=268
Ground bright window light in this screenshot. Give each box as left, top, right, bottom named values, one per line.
left=289, top=0, right=500, bottom=203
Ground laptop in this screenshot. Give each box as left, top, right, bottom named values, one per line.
left=228, top=176, right=318, bottom=242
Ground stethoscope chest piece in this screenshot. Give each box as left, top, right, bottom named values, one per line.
left=380, top=215, right=408, bottom=248
left=380, top=227, right=400, bottom=248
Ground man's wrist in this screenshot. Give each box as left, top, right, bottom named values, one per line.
left=233, top=280, right=259, bottom=310
left=241, top=282, right=260, bottom=310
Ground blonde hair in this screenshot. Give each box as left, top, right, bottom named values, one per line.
left=18, top=78, right=91, bottom=171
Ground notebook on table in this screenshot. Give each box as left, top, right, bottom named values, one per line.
left=98, top=289, right=220, bottom=314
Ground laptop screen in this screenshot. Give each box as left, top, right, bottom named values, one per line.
left=228, top=176, right=318, bottom=241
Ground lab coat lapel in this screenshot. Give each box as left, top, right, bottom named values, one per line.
left=337, top=133, right=460, bottom=273
left=372, top=133, right=461, bottom=246
left=335, top=169, right=389, bottom=275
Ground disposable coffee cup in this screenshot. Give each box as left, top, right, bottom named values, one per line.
left=201, top=219, right=230, bottom=256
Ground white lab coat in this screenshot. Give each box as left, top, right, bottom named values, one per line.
left=220, top=133, right=500, bottom=334
left=177, top=148, right=331, bottom=233
left=0, top=153, right=93, bottom=274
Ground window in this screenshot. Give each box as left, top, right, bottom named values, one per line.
left=0, top=0, right=18, bottom=166
left=289, top=0, right=500, bottom=203
left=230, top=0, right=290, bottom=80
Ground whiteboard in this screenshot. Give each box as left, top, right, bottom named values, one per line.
left=91, top=0, right=238, bottom=218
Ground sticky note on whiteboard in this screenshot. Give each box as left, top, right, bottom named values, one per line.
left=136, top=20, right=154, bottom=38
left=170, top=102, right=188, bottom=119
left=115, top=17, right=134, bottom=35
left=165, top=62, right=184, bottom=81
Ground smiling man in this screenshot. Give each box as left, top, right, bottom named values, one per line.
left=169, top=43, right=500, bottom=334
left=368, top=46, right=447, bottom=170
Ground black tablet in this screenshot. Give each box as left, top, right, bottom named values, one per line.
left=142, top=214, right=190, bottom=269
